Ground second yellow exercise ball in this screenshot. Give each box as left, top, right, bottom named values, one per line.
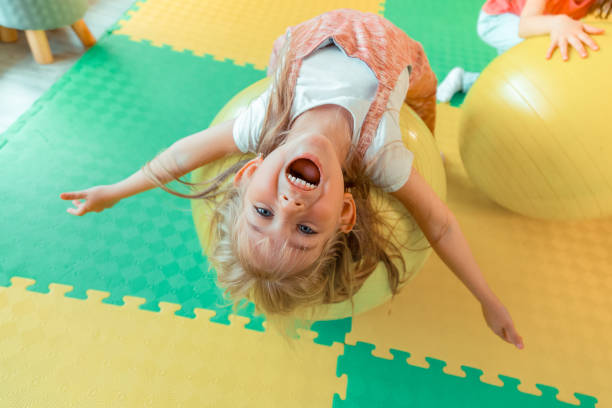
left=459, top=20, right=612, bottom=220
left=191, top=77, right=446, bottom=320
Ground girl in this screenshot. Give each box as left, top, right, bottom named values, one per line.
left=61, top=9, right=524, bottom=349
left=437, top=0, right=611, bottom=102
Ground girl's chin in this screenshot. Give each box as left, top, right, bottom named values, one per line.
left=293, top=132, right=334, bottom=151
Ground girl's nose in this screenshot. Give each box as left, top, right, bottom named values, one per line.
left=280, top=194, right=303, bottom=208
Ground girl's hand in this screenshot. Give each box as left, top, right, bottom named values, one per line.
left=60, top=185, right=120, bottom=216
left=481, top=298, right=524, bottom=349
left=547, top=15, right=604, bottom=61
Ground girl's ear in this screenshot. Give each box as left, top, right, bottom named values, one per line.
left=234, top=156, right=263, bottom=187
left=339, top=193, right=357, bottom=233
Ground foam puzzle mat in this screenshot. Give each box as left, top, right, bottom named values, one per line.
left=1, top=0, right=610, bottom=406
left=0, top=277, right=345, bottom=407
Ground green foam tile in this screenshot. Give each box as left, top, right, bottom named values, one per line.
left=333, top=342, right=598, bottom=407
left=0, top=33, right=266, bottom=328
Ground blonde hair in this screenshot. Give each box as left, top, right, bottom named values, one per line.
left=144, top=34, right=411, bottom=317
left=202, top=152, right=409, bottom=318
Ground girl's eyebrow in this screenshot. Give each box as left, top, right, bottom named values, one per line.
left=246, top=220, right=315, bottom=252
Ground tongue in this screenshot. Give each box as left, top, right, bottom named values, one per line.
left=290, top=158, right=320, bottom=184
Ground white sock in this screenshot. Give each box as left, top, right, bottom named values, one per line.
left=436, top=67, right=464, bottom=103
left=462, top=71, right=479, bottom=93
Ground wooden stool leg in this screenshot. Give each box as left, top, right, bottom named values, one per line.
left=0, top=26, right=18, bottom=43
left=25, top=30, right=53, bottom=64
left=71, top=19, right=96, bottom=47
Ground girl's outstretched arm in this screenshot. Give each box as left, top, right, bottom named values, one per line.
left=518, top=0, right=604, bottom=60
left=60, top=119, right=239, bottom=216
left=391, top=167, right=524, bottom=349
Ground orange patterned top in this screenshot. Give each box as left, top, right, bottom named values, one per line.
left=268, top=9, right=437, bottom=156
left=482, top=0, right=596, bottom=19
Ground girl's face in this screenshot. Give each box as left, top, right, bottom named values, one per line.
left=236, top=132, right=356, bottom=273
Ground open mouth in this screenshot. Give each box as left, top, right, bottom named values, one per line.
left=286, top=157, right=321, bottom=191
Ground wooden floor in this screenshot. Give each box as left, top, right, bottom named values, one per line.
left=0, top=0, right=134, bottom=134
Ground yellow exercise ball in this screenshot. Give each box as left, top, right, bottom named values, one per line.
left=459, top=20, right=612, bottom=220
left=191, top=77, right=446, bottom=320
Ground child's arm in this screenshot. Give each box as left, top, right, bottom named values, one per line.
left=391, top=167, right=524, bottom=349
left=518, top=0, right=604, bottom=60
left=60, top=119, right=239, bottom=216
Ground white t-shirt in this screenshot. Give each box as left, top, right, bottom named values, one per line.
left=233, top=40, right=413, bottom=192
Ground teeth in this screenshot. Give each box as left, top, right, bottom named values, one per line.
left=288, top=174, right=316, bottom=189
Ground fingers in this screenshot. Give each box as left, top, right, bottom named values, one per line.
left=583, top=23, right=605, bottom=35
left=559, top=38, right=569, bottom=61
left=503, top=326, right=525, bottom=350
left=547, top=22, right=604, bottom=61
left=67, top=201, right=88, bottom=216
left=61, top=196, right=88, bottom=216
left=568, top=36, right=587, bottom=58
left=560, top=33, right=600, bottom=61
left=494, top=324, right=524, bottom=350
left=67, top=207, right=81, bottom=216
left=578, top=32, right=599, bottom=52
left=60, top=191, right=86, bottom=200
left=546, top=42, right=556, bottom=59
left=61, top=190, right=89, bottom=216
left=67, top=205, right=86, bottom=216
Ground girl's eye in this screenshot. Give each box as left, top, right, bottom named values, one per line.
left=255, top=206, right=272, bottom=217
left=298, top=224, right=316, bottom=235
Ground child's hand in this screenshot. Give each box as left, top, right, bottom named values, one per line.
left=481, top=298, right=524, bottom=349
left=547, top=15, right=604, bottom=61
left=60, top=185, right=120, bottom=216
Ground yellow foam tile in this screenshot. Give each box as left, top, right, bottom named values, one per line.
left=0, top=277, right=345, bottom=407
left=115, top=0, right=384, bottom=70
left=345, top=104, right=612, bottom=406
